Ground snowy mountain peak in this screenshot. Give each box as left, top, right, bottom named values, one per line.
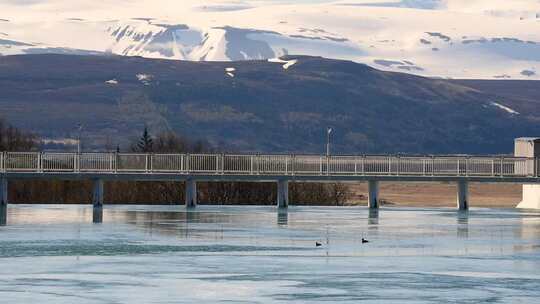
left=1, top=0, right=539, bottom=79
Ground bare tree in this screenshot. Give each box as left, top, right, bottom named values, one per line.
left=3, top=118, right=352, bottom=206
left=0, top=118, right=38, bottom=152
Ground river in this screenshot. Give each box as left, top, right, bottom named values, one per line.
left=1, top=205, right=539, bottom=303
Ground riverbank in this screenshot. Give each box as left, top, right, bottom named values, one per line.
left=348, top=182, right=522, bottom=208
left=6, top=182, right=523, bottom=208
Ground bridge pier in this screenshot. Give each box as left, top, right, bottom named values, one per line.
left=0, top=177, right=7, bottom=207
left=368, top=180, right=379, bottom=209
left=515, top=137, right=540, bottom=209
left=185, top=179, right=198, bottom=208
left=456, top=180, right=469, bottom=211
left=277, top=180, right=289, bottom=209
left=517, top=185, right=540, bottom=209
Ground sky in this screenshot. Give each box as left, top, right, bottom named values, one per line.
left=1, top=0, right=539, bottom=19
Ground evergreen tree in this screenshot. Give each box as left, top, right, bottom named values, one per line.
left=136, top=127, right=153, bottom=153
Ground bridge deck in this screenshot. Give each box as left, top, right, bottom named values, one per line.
left=1, top=152, right=539, bottom=183
left=2, top=152, right=540, bottom=215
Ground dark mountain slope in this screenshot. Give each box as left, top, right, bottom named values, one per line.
left=451, top=79, right=540, bottom=121
left=0, top=54, right=538, bottom=154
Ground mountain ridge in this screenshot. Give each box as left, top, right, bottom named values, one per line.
left=0, top=54, right=538, bottom=154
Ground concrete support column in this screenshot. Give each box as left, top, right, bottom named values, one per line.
left=0, top=177, right=7, bottom=207
left=457, top=180, right=469, bottom=211
left=517, top=185, right=540, bottom=209
left=185, top=179, right=198, bottom=208
left=368, top=180, right=379, bottom=209
left=277, top=180, right=289, bottom=209
left=514, top=138, right=540, bottom=209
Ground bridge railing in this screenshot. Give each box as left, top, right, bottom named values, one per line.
left=0, top=152, right=538, bottom=178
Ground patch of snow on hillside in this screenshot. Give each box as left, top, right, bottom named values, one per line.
left=490, top=102, right=520, bottom=115
left=225, top=67, right=236, bottom=77
left=268, top=58, right=297, bottom=70
left=136, top=73, right=153, bottom=85
left=105, top=79, right=118, bottom=85
left=42, top=138, right=79, bottom=146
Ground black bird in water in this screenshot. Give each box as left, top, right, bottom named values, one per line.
left=316, top=242, right=322, bottom=247
left=362, top=238, right=369, bottom=244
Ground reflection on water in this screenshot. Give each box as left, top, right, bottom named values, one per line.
left=0, top=205, right=6, bottom=226
left=368, top=209, right=379, bottom=225
left=92, top=206, right=103, bottom=224
left=456, top=210, right=469, bottom=238
left=0, top=205, right=540, bottom=303
left=277, top=209, right=288, bottom=226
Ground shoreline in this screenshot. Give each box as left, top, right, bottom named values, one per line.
left=4, top=182, right=525, bottom=208
left=348, top=182, right=522, bottom=208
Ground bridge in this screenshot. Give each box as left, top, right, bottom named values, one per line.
left=1, top=143, right=540, bottom=221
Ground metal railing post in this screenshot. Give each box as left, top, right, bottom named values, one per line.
left=292, top=155, right=296, bottom=176
left=500, top=157, right=504, bottom=177
left=362, top=155, right=366, bottom=175
left=326, top=155, right=330, bottom=176
left=144, top=154, right=149, bottom=173
left=38, top=152, right=42, bottom=173
left=114, top=152, right=118, bottom=173
left=221, top=154, right=225, bottom=175
left=109, top=153, right=113, bottom=173
left=256, top=155, right=259, bottom=174
left=180, top=154, right=184, bottom=174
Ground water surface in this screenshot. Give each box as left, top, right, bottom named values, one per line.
left=1, top=205, right=539, bottom=303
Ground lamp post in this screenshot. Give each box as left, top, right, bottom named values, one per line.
left=326, top=127, right=333, bottom=156
left=76, top=124, right=83, bottom=154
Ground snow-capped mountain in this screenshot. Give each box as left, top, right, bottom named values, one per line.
left=1, top=0, right=540, bottom=79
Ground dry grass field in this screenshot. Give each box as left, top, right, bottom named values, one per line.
left=347, top=182, right=522, bottom=208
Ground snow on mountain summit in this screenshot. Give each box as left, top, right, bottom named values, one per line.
left=1, top=0, right=539, bottom=79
